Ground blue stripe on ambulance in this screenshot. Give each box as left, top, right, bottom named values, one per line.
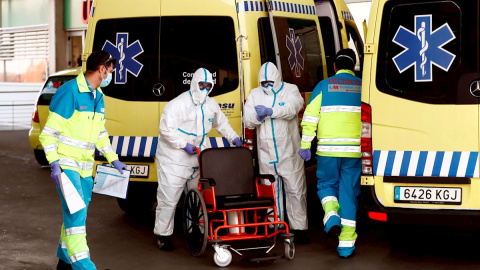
left=236, top=0, right=315, bottom=15
left=373, top=150, right=480, bottom=178
left=94, top=136, right=233, bottom=157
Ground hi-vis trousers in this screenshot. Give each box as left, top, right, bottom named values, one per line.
left=56, top=169, right=96, bottom=270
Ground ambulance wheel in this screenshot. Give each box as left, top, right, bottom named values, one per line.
left=214, top=248, right=232, bottom=267
left=284, top=241, right=295, bottom=260
left=184, top=189, right=208, bottom=257
left=116, top=182, right=157, bottom=215
left=34, top=149, right=49, bottom=166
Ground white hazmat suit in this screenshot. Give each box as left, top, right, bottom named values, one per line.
left=154, top=68, right=240, bottom=236
left=244, top=62, right=308, bottom=230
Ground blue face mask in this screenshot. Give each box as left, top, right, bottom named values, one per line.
left=100, top=69, right=112, bottom=88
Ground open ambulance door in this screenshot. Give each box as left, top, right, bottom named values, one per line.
left=314, top=0, right=364, bottom=77
left=262, top=0, right=327, bottom=92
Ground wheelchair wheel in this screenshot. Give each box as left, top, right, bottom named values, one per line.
left=214, top=248, right=232, bottom=267
left=183, top=189, right=209, bottom=257
left=284, top=240, right=295, bottom=260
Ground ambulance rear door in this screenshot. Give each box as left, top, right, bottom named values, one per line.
left=262, top=0, right=327, bottom=94
left=158, top=0, right=242, bottom=144
left=371, top=0, right=480, bottom=210
left=87, top=0, right=162, bottom=181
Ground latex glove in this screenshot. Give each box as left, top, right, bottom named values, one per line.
left=112, top=160, right=127, bottom=174
left=50, top=161, right=62, bottom=189
left=233, top=137, right=243, bottom=147
left=256, top=114, right=266, bottom=122
left=255, top=105, right=273, bottom=120
left=298, top=149, right=311, bottom=161
left=182, top=143, right=198, bottom=155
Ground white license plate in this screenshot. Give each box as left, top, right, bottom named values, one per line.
left=102, top=163, right=149, bottom=178
left=394, top=186, right=461, bottom=205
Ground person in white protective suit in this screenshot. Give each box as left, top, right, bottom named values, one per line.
left=154, top=67, right=242, bottom=251
left=243, top=62, right=309, bottom=244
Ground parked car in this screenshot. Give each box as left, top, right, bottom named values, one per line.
left=29, top=67, right=82, bottom=166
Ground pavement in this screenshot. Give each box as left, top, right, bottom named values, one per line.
left=2, top=130, right=480, bottom=270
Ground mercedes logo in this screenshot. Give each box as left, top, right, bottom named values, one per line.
left=470, top=80, right=480, bottom=98
left=153, top=83, right=165, bottom=97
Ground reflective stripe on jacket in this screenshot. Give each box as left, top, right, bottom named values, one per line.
left=39, top=73, right=118, bottom=177
left=301, top=70, right=362, bottom=158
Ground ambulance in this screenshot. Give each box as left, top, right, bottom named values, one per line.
left=361, top=0, right=480, bottom=227
left=83, top=0, right=363, bottom=214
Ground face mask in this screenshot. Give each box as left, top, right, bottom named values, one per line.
left=191, top=91, right=207, bottom=104
left=100, top=68, right=112, bottom=87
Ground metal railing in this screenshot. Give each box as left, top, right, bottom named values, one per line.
left=0, top=101, right=34, bottom=130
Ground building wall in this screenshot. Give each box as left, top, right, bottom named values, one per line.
left=1, top=0, right=49, bottom=27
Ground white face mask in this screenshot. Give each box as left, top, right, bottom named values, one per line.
left=191, top=90, right=207, bottom=104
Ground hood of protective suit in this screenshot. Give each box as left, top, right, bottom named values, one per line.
left=258, top=62, right=283, bottom=94
left=189, top=68, right=214, bottom=105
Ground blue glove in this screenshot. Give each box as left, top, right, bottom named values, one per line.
left=233, top=137, right=243, bottom=147
left=255, top=105, right=273, bottom=121
left=257, top=114, right=266, bottom=122
left=182, top=143, right=198, bottom=155
left=50, top=161, right=61, bottom=189
left=298, top=149, right=311, bottom=161
left=112, top=160, right=127, bottom=174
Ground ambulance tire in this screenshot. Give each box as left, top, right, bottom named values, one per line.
left=34, top=149, right=49, bottom=166
left=117, top=182, right=157, bottom=216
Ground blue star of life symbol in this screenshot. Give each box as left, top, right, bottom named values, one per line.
left=392, top=15, right=456, bottom=82
left=102, top=33, right=144, bottom=84
left=286, top=28, right=304, bottom=78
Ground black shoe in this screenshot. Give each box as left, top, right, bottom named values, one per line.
left=291, top=230, right=310, bottom=245
left=339, top=250, right=355, bottom=259
left=56, top=259, right=72, bottom=270
left=156, top=235, right=174, bottom=251
left=325, top=225, right=341, bottom=248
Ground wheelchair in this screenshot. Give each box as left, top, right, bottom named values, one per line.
left=183, top=147, right=295, bottom=267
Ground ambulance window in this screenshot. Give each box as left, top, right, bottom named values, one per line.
left=376, top=0, right=478, bottom=105
left=345, top=24, right=363, bottom=77
left=38, top=76, right=76, bottom=105
left=159, top=16, right=238, bottom=100
left=258, top=18, right=324, bottom=93
left=92, top=17, right=161, bottom=102
left=318, top=17, right=336, bottom=77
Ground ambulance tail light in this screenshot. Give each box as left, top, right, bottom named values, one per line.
left=361, top=102, right=373, bottom=175
left=368, top=211, right=387, bottom=222
left=244, top=128, right=256, bottom=151
left=32, top=102, right=40, bottom=123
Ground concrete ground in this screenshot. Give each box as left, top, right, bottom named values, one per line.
left=2, top=130, right=480, bottom=270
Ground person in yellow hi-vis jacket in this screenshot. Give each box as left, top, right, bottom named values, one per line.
left=40, top=50, right=127, bottom=270
left=299, top=49, right=362, bottom=258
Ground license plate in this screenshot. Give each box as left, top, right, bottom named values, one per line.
left=394, top=186, right=461, bottom=205
left=102, top=163, right=149, bottom=178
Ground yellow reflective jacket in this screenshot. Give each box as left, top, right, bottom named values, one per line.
left=300, top=70, right=362, bottom=158
left=39, top=73, right=118, bottom=177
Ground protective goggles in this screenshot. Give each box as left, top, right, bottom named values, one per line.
left=198, top=81, right=213, bottom=91
left=261, top=81, right=274, bottom=88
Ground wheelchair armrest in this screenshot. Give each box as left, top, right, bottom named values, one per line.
left=199, top=178, right=216, bottom=186
left=256, top=174, right=275, bottom=183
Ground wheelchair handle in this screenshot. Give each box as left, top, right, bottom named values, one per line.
left=194, top=147, right=201, bottom=158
